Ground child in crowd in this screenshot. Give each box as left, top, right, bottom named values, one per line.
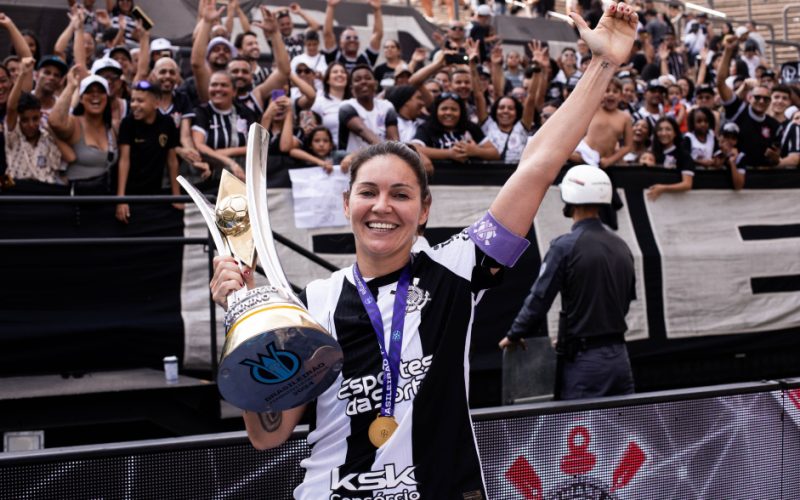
left=289, top=125, right=336, bottom=171
left=664, top=83, right=688, bottom=133
left=288, top=125, right=353, bottom=173
left=716, top=122, right=746, bottom=190
left=4, top=57, right=75, bottom=185
left=683, top=107, right=718, bottom=169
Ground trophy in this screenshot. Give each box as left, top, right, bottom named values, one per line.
left=177, top=124, right=343, bottom=413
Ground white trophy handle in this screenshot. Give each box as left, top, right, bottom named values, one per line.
left=177, top=174, right=249, bottom=304
left=245, top=124, right=293, bottom=292
left=177, top=175, right=230, bottom=258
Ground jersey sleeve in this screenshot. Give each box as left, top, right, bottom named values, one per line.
left=191, top=106, right=210, bottom=138
left=420, top=211, right=530, bottom=284
left=339, top=103, right=359, bottom=128
left=678, top=145, right=695, bottom=176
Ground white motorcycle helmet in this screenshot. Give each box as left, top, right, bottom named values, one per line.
left=559, top=165, right=612, bottom=205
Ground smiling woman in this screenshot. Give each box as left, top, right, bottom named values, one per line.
left=210, top=3, right=639, bottom=498
left=49, top=71, right=118, bottom=193
left=337, top=64, right=398, bottom=153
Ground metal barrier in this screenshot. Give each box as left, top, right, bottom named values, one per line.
left=1, top=378, right=798, bottom=499
left=0, top=194, right=340, bottom=378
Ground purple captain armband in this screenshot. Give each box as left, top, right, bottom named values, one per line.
left=467, top=211, right=530, bottom=268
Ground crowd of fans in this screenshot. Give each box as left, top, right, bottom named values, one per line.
left=1, top=0, right=799, bottom=217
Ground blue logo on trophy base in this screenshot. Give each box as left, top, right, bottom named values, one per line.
left=241, top=342, right=300, bottom=384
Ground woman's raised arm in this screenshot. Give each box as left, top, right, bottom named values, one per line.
left=489, top=2, right=638, bottom=237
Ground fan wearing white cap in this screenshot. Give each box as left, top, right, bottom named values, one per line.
left=91, top=56, right=128, bottom=133
left=501, top=165, right=637, bottom=401
left=49, top=69, right=119, bottom=192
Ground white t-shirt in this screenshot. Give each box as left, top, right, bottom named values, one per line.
left=480, top=118, right=529, bottom=163
left=311, top=93, right=344, bottom=148
left=684, top=131, right=716, bottom=162
left=338, top=98, right=397, bottom=153
left=397, top=116, right=425, bottom=144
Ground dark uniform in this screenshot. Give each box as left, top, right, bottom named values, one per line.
left=506, top=217, right=636, bottom=400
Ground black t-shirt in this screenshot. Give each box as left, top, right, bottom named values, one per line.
left=159, top=89, right=194, bottom=130
left=373, top=62, right=395, bottom=85
left=655, top=143, right=695, bottom=176
left=323, top=47, right=379, bottom=72
left=270, top=33, right=305, bottom=60
left=118, top=113, right=180, bottom=194
left=723, top=96, right=780, bottom=167
left=412, top=121, right=486, bottom=150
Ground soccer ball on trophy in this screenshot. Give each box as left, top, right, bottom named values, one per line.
left=215, top=194, right=250, bottom=237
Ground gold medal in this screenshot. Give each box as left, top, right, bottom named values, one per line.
left=368, top=415, right=398, bottom=448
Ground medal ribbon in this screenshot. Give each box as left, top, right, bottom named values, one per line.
left=352, top=262, right=412, bottom=419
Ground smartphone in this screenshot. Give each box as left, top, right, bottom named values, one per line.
left=271, top=89, right=286, bottom=101
left=131, top=6, right=154, bottom=31
left=445, top=52, right=469, bottom=65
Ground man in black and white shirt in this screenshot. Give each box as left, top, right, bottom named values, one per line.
left=234, top=31, right=270, bottom=86
left=717, top=34, right=780, bottom=168
left=273, top=5, right=321, bottom=60
left=322, top=0, right=382, bottom=72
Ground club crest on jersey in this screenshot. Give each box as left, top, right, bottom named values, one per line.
left=406, top=279, right=431, bottom=313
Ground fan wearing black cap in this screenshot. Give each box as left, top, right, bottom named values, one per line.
left=33, top=56, right=68, bottom=124
left=633, top=79, right=665, bottom=128
left=4, top=57, right=75, bottom=186
left=716, top=34, right=780, bottom=168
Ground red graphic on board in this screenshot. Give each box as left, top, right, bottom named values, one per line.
left=789, top=389, right=800, bottom=412
left=610, top=441, right=646, bottom=491
left=506, top=425, right=648, bottom=496
left=505, top=456, right=543, bottom=500
left=560, top=426, right=596, bottom=475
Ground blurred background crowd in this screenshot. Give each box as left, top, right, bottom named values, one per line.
left=0, top=0, right=797, bottom=213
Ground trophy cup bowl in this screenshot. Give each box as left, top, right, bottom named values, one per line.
left=178, top=124, right=343, bottom=413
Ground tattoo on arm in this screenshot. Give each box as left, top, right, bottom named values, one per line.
left=258, top=411, right=282, bottom=432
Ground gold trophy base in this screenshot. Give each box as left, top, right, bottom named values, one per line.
left=217, top=287, right=343, bottom=412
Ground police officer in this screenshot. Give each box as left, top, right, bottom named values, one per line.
left=498, top=165, right=636, bottom=400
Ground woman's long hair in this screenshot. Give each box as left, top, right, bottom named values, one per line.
left=652, top=116, right=682, bottom=163
left=427, top=93, right=468, bottom=136
left=322, top=62, right=351, bottom=100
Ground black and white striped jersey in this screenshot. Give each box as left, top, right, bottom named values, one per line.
left=190, top=102, right=259, bottom=151
left=295, top=214, right=529, bottom=500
